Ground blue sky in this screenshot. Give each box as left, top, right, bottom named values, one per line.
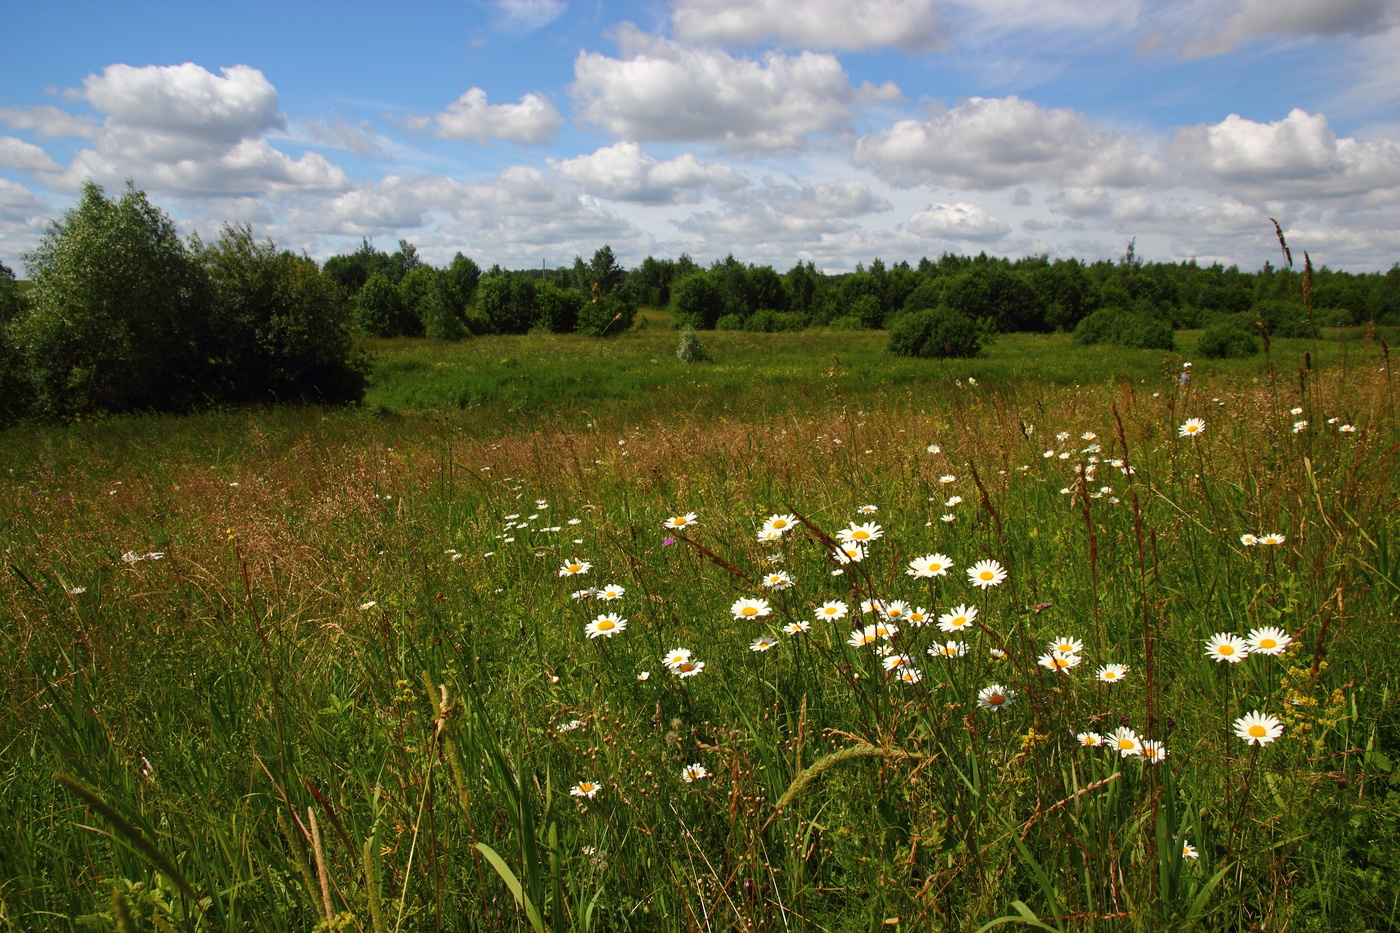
left=3, top=0, right=1398, bottom=273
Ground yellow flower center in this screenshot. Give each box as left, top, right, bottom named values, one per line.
left=742, top=607, right=758, bottom=616
left=1118, top=739, right=1134, bottom=750
left=980, top=571, right=994, bottom=580
left=569, top=564, right=582, bottom=572
left=853, top=531, right=869, bottom=540
left=579, top=783, right=595, bottom=792
left=1259, top=638, right=1276, bottom=649
left=1219, top=645, right=1235, bottom=655
left=773, top=519, right=787, bottom=528
left=988, top=694, right=1005, bottom=705
left=1105, top=671, right=1117, bottom=679
left=1248, top=724, right=1266, bottom=737
left=597, top=620, right=614, bottom=630
left=678, top=662, right=695, bottom=673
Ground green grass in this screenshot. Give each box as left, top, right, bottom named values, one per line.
left=2, top=326, right=1398, bottom=931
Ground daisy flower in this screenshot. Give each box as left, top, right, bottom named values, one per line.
left=762, top=514, right=797, bottom=535
left=571, top=588, right=597, bottom=600
left=926, top=444, right=941, bottom=453
left=596, top=584, right=626, bottom=600
left=681, top=763, right=709, bottom=783
left=897, top=667, right=924, bottom=685
left=1097, top=664, right=1129, bottom=683
left=585, top=613, right=627, bottom=639
left=559, top=558, right=592, bottom=576
left=881, top=600, right=912, bottom=622
left=749, top=635, right=779, bottom=652
left=1181, top=841, right=1199, bottom=859
left=671, top=658, right=705, bottom=678
left=814, top=600, right=849, bottom=621
left=858, top=504, right=879, bottom=514
left=1107, top=727, right=1141, bottom=757
left=1260, top=532, right=1286, bottom=545
left=637, top=671, right=650, bottom=681
left=977, top=684, right=1015, bottom=710
left=882, top=653, right=915, bottom=671
left=1239, top=533, right=1258, bottom=546
left=1047, top=636, right=1084, bottom=655
left=1038, top=650, right=1081, bottom=673
left=937, top=604, right=977, bottom=633
left=1204, top=633, right=1250, bottom=663
left=570, top=780, right=601, bottom=799
left=1178, top=418, right=1206, bottom=438
left=967, top=559, right=1007, bottom=589
left=939, top=474, right=956, bottom=484
left=1339, top=423, right=1356, bottom=433
left=905, top=606, right=930, bottom=627
left=1139, top=740, right=1167, bottom=764
left=859, top=598, right=886, bottom=615
left=731, top=597, right=772, bottom=620
left=847, top=626, right=880, bottom=648
left=930, top=640, right=968, bottom=659
left=662, top=649, right=693, bottom=670
left=663, top=512, right=697, bottom=530
left=832, top=543, right=866, bottom=564
left=945, top=496, right=963, bottom=506
left=1246, top=626, right=1292, bottom=655
left=1233, top=711, right=1284, bottom=746
left=941, top=514, right=956, bottom=523
left=757, top=529, right=783, bottom=544
left=761, top=571, right=794, bottom=590
left=870, top=622, right=900, bottom=640
left=783, top=620, right=811, bottom=635
left=1076, top=732, right=1103, bottom=747
left=907, top=553, right=954, bottom=578
left=989, top=647, right=1007, bottom=660
left=1290, top=407, right=1304, bottom=415
left=839, top=522, right=884, bottom=545
left=1293, top=420, right=1308, bottom=433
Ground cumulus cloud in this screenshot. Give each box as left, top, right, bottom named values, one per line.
left=572, top=24, right=900, bottom=154
left=1170, top=108, right=1400, bottom=198
left=671, top=0, right=952, bottom=52
left=0, top=136, right=62, bottom=173
left=84, top=63, right=283, bottom=143
left=0, top=178, right=50, bottom=267
left=496, top=0, right=567, bottom=32
left=0, top=104, right=99, bottom=139
left=672, top=179, right=891, bottom=257
left=1179, top=0, right=1397, bottom=57
left=854, top=95, right=1163, bottom=189
left=550, top=142, right=746, bottom=203
left=403, top=87, right=561, bottom=144
left=905, top=202, right=1011, bottom=240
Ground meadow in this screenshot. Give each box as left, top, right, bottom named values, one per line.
left=1, top=321, right=1398, bottom=932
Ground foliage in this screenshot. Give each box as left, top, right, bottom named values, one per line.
left=355, top=271, right=411, bottom=337
left=888, top=305, right=982, bottom=358
left=670, top=271, right=725, bottom=330
left=1073, top=307, right=1176, bottom=350
left=575, top=292, right=635, bottom=337
left=477, top=270, right=540, bottom=335
left=675, top=325, right=710, bottom=362
left=1197, top=318, right=1261, bottom=358
left=533, top=281, right=584, bottom=335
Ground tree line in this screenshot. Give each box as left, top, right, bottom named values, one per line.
left=3, top=181, right=1398, bottom=424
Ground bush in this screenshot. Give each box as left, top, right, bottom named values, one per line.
left=744, top=309, right=806, bottom=333
left=670, top=273, right=724, bottom=330
left=356, top=272, right=409, bottom=337
left=715, top=314, right=745, bottom=330
left=1072, top=307, right=1175, bottom=350
left=476, top=272, right=538, bottom=335
left=676, top=326, right=710, bottom=362
left=827, top=315, right=869, bottom=331
left=534, top=281, right=584, bottom=334
left=575, top=293, right=635, bottom=337
left=887, top=306, right=981, bottom=359
left=1197, top=320, right=1260, bottom=358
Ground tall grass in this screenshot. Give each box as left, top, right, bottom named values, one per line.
left=1, top=331, right=1397, bottom=931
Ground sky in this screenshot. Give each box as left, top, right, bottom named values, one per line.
left=2, top=0, right=1399, bottom=275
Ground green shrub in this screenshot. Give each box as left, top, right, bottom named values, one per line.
left=575, top=293, right=635, bottom=337
left=715, top=313, right=745, bottom=330
left=1197, top=320, right=1260, bottom=358
left=1072, top=307, right=1175, bottom=350
left=827, top=315, right=869, bottom=331
left=887, top=306, right=981, bottom=358
left=675, top=326, right=710, bottom=362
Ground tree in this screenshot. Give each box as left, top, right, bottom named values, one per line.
left=0, top=261, right=32, bottom=425
left=888, top=307, right=981, bottom=358
left=448, top=253, right=482, bottom=305
left=670, top=272, right=725, bottom=330
left=476, top=270, right=538, bottom=334
left=17, top=181, right=211, bottom=419
left=356, top=272, right=410, bottom=337
left=588, top=245, right=625, bottom=295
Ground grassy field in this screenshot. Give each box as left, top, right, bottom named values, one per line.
left=2, top=322, right=1398, bottom=932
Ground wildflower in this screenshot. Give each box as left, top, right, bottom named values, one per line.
left=1240, top=533, right=1258, bottom=546
left=1097, top=664, right=1129, bottom=683
left=784, top=620, right=811, bottom=635
left=681, top=763, right=709, bottom=783
left=762, top=514, right=797, bottom=535
left=1047, top=636, right=1083, bottom=655
left=989, top=647, right=1007, bottom=659
left=637, top=671, right=650, bottom=681
left=1107, top=727, right=1141, bottom=757
left=848, top=626, right=880, bottom=648
left=967, top=559, right=1007, bottom=589
left=870, top=621, right=900, bottom=640
left=1182, top=841, right=1199, bottom=859
left=860, top=598, right=885, bottom=614
left=1247, top=626, right=1292, bottom=655
left=897, top=667, right=924, bottom=685
left=1260, top=532, right=1286, bottom=545
left=937, top=604, right=977, bottom=633
left=1056, top=431, right=1071, bottom=442
left=1038, top=650, right=1081, bottom=673
left=1082, top=431, right=1097, bottom=440
left=596, top=584, right=626, bottom=600
left=1339, top=423, right=1356, bottom=433
left=571, top=588, right=597, bottom=600
left=907, top=553, right=954, bottom=578
left=815, top=600, right=849, bottom=621
left=559, top=558, right=592, bottom=576
left=945, top=495, right=963, bottom=506
left=839, top=522, right=884, bottom=545
left=858, top=504, right=879, bottom=514
left=67, top=586, right=87, bottom=595
left=585, top=613, right=627, bottom=639
left=568, top=518, right=582, bottom=525
left=940, top=474, right=956, bottom=484
left=832, top=543, right=866, bottom=564
left=1233, top=711, right=1284, bottom=746
left=749, top=635, right=779, bottom=652
left=926, top=444, right=941, bottom=453
left=662, top=649, right=692, bottom=669
left=662, top=537, right=676, bottom=546
left=1178, top=418, right=1206, bottom=437
left=1204, top=633, right=1249, bottom=663
left=930, top=640, right=969, bottom=659
left=671, top=658, right=705, bottom=678
left=941, top=514, right=956, bottom=523
left=882, top=600, right=912, bottom=622
left=757, top=529, right=783, bottom=543
left=570, top=780, right=601, bottom=799
left=1077, top=732, right=1103, bottom=747
left=761, top=571, right=794, bottom=590
left=731, top=597, right=772, bottom=620
left=663, top=512, right=698, bottom=530
left=1139, top=740, right=1167, bottom=764
left=882, top=653, right=915, bottom=671
left=557, top=719, right=583, bottom=732
left=359, top=601, right=377, bottom=610
left=977, top=684, right=1016, bottom=710
left=873, top=643, right=894, bottom=658
left=1293, top=420, right=1308, bottom=433
left=906, top=606, right=930, bottom=626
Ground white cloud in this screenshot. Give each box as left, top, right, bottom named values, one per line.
left=671, top=179, right=891, bottom=261
left=404, top=87, right=562, bottom=144
left=1170, top=108, right=1400, bottom=198
left=0, top=179, right=49, bottom=268
left=496, top=0, right=567, bottom=32
left=854, top=96, right=1163, bottom=189
left=0, top=136, right=61, bottom=173
left=671, top=0, right=952, bottom=52
left=905, top=202, right=1010, bottom=240
left=1180, top=0, right=1397, bottom=57
left=0, top=104, right=99, bottom=139
left=549, top=142, right=746, bottom=203
left=83, top=63, right=283, bottom=143
left=572, top=24, right=900, bottom=154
